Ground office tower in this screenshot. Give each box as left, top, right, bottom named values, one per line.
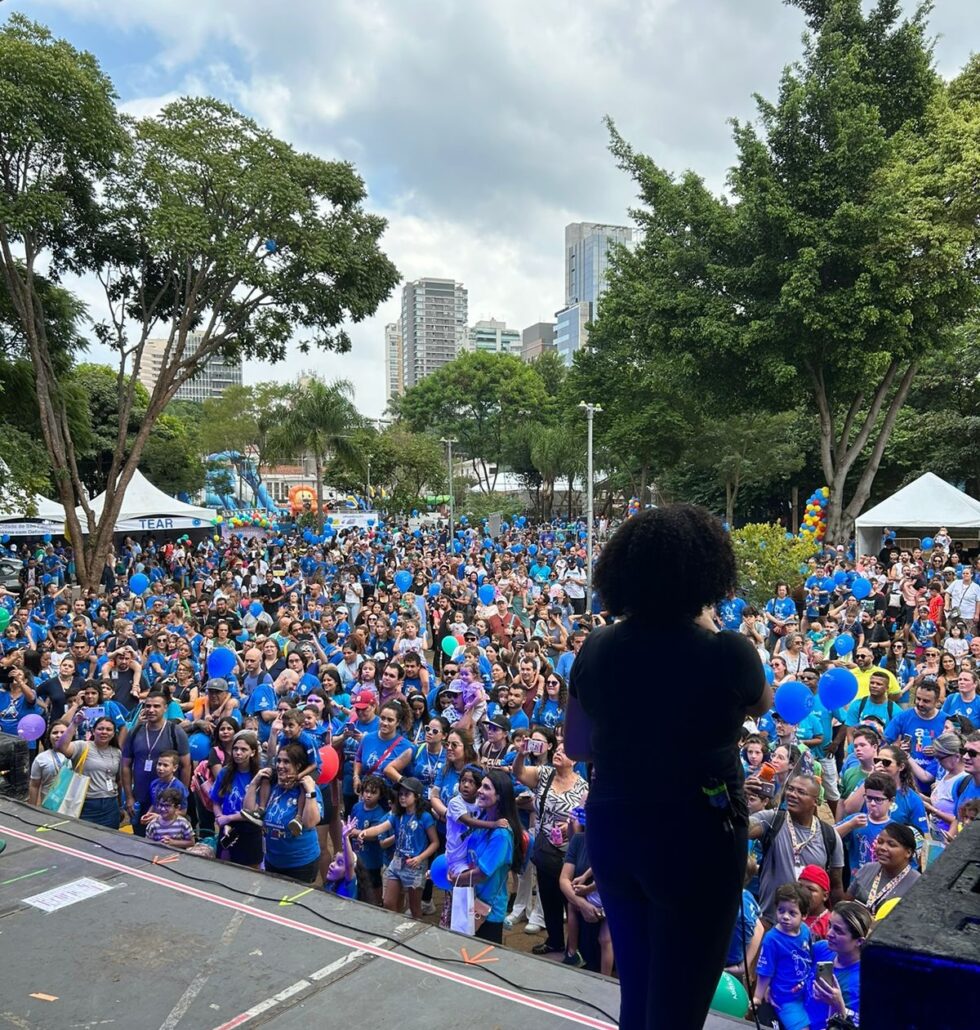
left=521, top=322, right=556, bottom=362
left=385, top=321, right=403, bottom=403
left=137, top=331, right=242, bottom=401
left=401, top=278, right=468, bottom=389
left=466, top=319, right=522, bottom=357
left=555, top=221, right=635, bottom=364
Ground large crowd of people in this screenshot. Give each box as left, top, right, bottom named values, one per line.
left=3, top=509, right=979, bottom=1028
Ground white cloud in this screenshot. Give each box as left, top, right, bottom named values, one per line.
left=22, top=0, right=979, bottom=419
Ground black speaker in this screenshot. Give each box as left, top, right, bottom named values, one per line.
left=862, top=821, right=980, bottom=1030
left=0, top=730, right=30, bottom=797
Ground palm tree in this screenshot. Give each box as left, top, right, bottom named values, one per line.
left=265, top=377, right=361, bottom=531
left=530, top=425, right=582, bottom=519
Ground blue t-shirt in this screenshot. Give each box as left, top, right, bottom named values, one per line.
left=718, top=597, right=747, bottom=631
left=389, top=809, right=435, bottom=858
left=357, top=731, right=411, bottom=777
left=844, top=817, right=889, bottom=873
left=953, top=775, right=980, bottom=815
left=350, top=800, right=388, bottom=870
left=890, top=787, right=929, bottom=837
left=340, top=716, right=380, bottom=795
left=943, top=693, right=980, bottom=723
left=508, top=708, right=530, bottom=732
left=884, top=709, right=946, bottom=777
left=467, top=826, right=514, bottom=923
left=531, top=697, right=564, bottom=729
left=757, top=923, right=813, bottom=1004
left=725, top=889, right=761, bottom=966
left=765, top=596, right=797, bottom=625
left=209, top=767, right=251, bottom=816
left=411, top=745, right=447, bottom=790
left=263, top=783, right=322, bottom=867
left=276, top=728, right=322, bottom=770
left=0, top=690, right=44, bottom=745
left=845, top=695, right=899, bottom=729
left=149, top=775, right=189, bottom=809
left=805, top=941, right=860, bottom=1030
left=242, top=680, right=277, bottom=743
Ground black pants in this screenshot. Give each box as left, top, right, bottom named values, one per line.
left=532, top=844, right=567, bottom=951
left=475, top=920, right=503, bottom=944
left=587, top=797, right=745, bottom=1030
left=265, top=857, right=319, bottom=884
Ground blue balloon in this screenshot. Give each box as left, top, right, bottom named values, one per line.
left=430, top=854, right=451, bottom=891
left=833, top=570, right=848, bottom=586
left=460, top=515, right=468, bottom=525
left=501, top=522, right=509, bottom=532
left=774, top=680, right=815, bottom=724
left=0, top=534, right=8, bottom=544
left=428, top=582, right=441, bottom=598
left=42, top=533, right=51, bottom=543
left=528, top=544, right=538, bottom=556
left=920, top=537, right=934, bottom=551
left=367, top=519, right=375, bottom=527
left=764, top=663, right=775, bottom=685
left=820, top=577, right=836, bottom=593
left=834, top=632, right=855, bottom=656
left=264, top=238, right=278, bottom=253
left=483, top=538, right=493, bottom=550
left=249, top=600, right=264, bottom=617
left=452, top=540, right=463, bottom=554
left=207, top=648, right=236, bottom=679
left=394, top=570, right=412, bottom=592
left=851, top=577, right=871, bottom=600
left=129, top=573, right=149, bottom=596
left=478, top=584, right=495, bottom=606
left=510, top=544, right=523, bottom=554
left=818, top=667, right=859, bottom=709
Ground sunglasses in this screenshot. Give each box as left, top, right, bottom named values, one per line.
left=874, top=757, right=894, bottom=768
left=966, top=748, right=980, bottom=759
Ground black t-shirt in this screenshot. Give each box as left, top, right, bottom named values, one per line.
left=569, top=621, right=765, bottom=821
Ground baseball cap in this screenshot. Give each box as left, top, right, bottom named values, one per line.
left=398, top=776, right=424, bottom=797
left=352, top=690, right=377, bottom=710
left=335, top=606, right=348, bottom=615
left=205, top=677, right=229, bottom=693
left=798, top=864, right=831, bottom=892
left=486, top=713, right=511, bottom=733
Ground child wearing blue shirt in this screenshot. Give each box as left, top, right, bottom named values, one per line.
left=144, top=751, right=190, bottom=821
left=350, top=775, right=389, bottom=905
left=754, top=882, right=814, bottom=1030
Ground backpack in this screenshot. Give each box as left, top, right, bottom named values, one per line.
left=760, top=810, right=838, bottom=870
left=953, top=775, right=972, bottom=805
left=856, top=697, right=898, bottom=723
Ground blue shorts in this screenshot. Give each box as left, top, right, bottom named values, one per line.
left=774, top=998, right=810, bottom=1030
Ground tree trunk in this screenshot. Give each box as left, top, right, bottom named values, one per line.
left=315, top=455, right=325, bottom=533
left=725, top=482, right=735, bottom=527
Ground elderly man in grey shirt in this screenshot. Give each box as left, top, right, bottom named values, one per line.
left=748, top=774, right=845, bottom=922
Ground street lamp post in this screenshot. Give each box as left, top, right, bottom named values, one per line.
left=578, top=401, right=602, bottom=611
left=440, top=437, right=457, bottom=543
left=365, top=456, right=372, bottom=506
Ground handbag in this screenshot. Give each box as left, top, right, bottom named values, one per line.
left=41, top=746, right=91, bottom=818
left=450, top=872, right=476, bottom=935
left=530, top=769, right=565, bottom=876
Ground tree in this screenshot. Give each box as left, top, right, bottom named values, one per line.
left=692, top=411, right=806, bottom=525
left=139, top=413, right=205, bottom=496
left=595, top=1, right=980, bottom=541
left=731, top=523, right=818, bottom=609
left=394, top=351, right=549, bottom=493
left=0, top=16, right=399, bottom=587
left=529, top=425, right=582, bottom=519
left=265, top=377, right=362, bottom=531
left=197, top=382, right=292, bottom=469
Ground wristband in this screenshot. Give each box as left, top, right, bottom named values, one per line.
left=305, top=790, right=316, bottom=798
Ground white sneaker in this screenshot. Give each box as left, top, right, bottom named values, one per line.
left=421, top=900, right=436, bottom=916
left=504, top=912, right=524, bottom=929
left=524, top=922, right=544, bottom=934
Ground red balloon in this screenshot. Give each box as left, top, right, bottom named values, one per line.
left=317, top=745, right=340, bottom=785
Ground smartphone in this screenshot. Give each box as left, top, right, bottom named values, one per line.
left=526, top=739, right=546, bottom=756
left=816, top=960, right=835, bottom=986
left=81, top=706, right=105, bottom=722
left=756, top=780, right=776, bottom=799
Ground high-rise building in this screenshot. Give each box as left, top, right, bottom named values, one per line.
left=521, top=322, right=556, bottom=362
left=400, top=278, right=468, bottom=389
left=555, top=221, right=636, bottom=364
left=384, top=321, right=403, bottom=403
left=466, top=318, right=522, bottom=357
left=137, top=331, right=242, bottom=401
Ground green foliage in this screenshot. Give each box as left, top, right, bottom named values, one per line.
left=395, top=351, right=549, bottom=493
left=139, top=413, right=205, bottom=495
left=731, top=523, right=818, bottom=609
left=0, top=426, right=52, bottom=511
left=594, top=1, right=980, bottom=539
left=458, top=492, right=524, bottom=524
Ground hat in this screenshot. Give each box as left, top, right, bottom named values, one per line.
left=205, top=677, right=229, bottom=693
left=798, top=865, right=830, bottom=893
left=335, top=606, right=348, bottom=615
left=444, top=681, right=463, bottom=694
left=464, top=630, right=477, bottom=639
left=397, top=776, right=424, bottom=797
left=932, top=732, right=963, bottom=758
left=486, top=713, right=511, bottom=733
left=372, top=651, right=388, bottom=662
left=352, top=690, right=377, bottom=710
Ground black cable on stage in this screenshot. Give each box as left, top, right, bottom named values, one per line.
left=1, top=808, right=620, bottom=1025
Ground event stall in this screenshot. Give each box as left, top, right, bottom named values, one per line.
left=77, top=470, right=214, bottom=535
left=854, top=472, right=980, bottom=558
left=0, top=493, right=66, bottom=537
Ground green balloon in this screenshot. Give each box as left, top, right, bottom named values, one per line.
left=442, top=635, right=459, bottom=657
left=710, top=972, right=748, bottom=1018
left=0, top=608, right=9, bottom=632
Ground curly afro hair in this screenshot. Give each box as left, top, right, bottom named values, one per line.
left=594, top=503, right=737, bottom=623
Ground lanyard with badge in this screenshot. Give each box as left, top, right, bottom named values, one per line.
left=143, top=723, right=166, bottom=772
left=787, top=817, right=818, bottom=878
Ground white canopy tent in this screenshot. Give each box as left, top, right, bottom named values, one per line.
left=0, top=493, right=66, bottom=536
left=854, top=472, right=980, bottom=558
left=78, top=469, right=214, bottom=534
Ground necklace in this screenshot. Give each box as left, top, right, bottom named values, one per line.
left=866, top=864, right=913, bottom=911
left=786, top=815, right=818, bottom=859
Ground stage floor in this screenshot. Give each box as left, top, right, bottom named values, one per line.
left=0, top=798, right=745, bottom=1029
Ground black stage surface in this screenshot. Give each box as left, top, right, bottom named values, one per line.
left=0, top=798, right=744, bottom=1029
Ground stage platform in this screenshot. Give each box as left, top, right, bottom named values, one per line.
left=0, top=798, right=743, bottom=1029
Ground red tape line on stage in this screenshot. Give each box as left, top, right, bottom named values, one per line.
left=0, top=822, right=615, bottom=1029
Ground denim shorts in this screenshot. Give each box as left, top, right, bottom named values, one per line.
left=384, top=853, right=427, bottom=889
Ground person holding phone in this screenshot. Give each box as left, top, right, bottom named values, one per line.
left=565, top=504, right=771, bottom=1030
left=806, top=901, right=873, bottom=1030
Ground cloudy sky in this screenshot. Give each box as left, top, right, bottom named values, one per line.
left=16, top=0, right=975, bottom=416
